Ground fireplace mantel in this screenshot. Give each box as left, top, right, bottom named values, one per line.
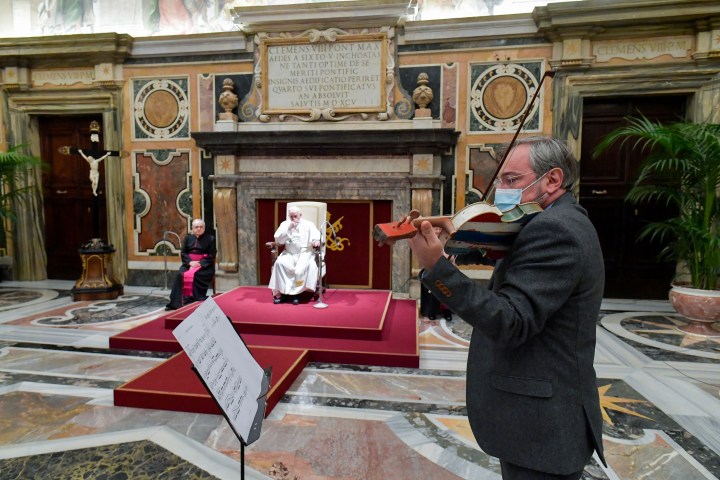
left=192, top=128, right=459, bottom=156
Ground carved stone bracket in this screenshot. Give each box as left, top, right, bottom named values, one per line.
left=213, top=187, right=238, bottom=273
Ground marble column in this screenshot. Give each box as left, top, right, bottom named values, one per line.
left=5, top=107, right=46, bottom=280
left=102, top=108, right=128, bottom=284
left=212, top=184, right=238, bottom=274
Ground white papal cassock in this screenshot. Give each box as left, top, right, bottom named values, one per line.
left=269, top=218, right=321, bottom=296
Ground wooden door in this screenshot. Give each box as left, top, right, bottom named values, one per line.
left=580, top=96, right=686, bottom=299
left=39, top=115, right=106, bottom=280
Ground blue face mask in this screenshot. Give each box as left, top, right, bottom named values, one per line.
left=494, top=188, right=523, bottom=211
left=493, top=172, right=548, bottom=211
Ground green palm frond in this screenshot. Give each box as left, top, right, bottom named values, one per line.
left=0, top=145, right=44, bottom=221
left=594, top=117, right=720, bottom=290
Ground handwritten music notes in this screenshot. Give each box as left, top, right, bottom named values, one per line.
left=172, top=297, right=265, bottom=442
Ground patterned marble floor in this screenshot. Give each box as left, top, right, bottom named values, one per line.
left=0, top=280, right=718, bottom=479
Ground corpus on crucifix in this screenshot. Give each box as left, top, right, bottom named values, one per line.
left=58, top=120, right=125, bottom=301
left=58, top=120, right=123, bottom=240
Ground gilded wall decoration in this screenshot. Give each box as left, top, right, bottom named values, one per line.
left=325, top=212, right=350, bottom=252
left=469, top=62, right=544, bottom=133
left=132, top=77, right=190, bottom=140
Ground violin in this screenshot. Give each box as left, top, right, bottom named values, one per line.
left=372, top=69, right=555, bottom=258
left=373, top=202, right=542, bottom=258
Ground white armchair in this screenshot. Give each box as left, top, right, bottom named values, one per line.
left=266, top=201, right=327, bottom=299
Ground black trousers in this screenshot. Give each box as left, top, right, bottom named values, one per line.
left=166, top=267, right=212, bottom=309
left=420, top=288, right=452, bottom=320
left=500, top=461, right=584, bottom=480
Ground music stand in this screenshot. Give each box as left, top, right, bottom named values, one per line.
left=173, top=297, right=272, bottom=479
left=191, top=363, right=271, bottom=479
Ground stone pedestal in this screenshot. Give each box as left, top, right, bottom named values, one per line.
left=72, top=238, right=124, bottom=301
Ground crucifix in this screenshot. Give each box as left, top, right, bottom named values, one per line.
left=58, top=120, right=122, bottom=241
left=58, top=120, right=124, bottom=301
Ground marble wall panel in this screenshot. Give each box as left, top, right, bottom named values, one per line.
left=441, top=63, right=458, bottom=128
left=131, top=76, right=190, bottom=140
left=468, top=61, right=544, bottom=134
left=197, top=74, right=215, bottom=133
left=132, top=150, right=192, bottom=255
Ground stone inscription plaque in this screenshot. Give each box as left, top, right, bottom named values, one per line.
left=31, top=68, right=94, bottom=87
left=261, top=33, right=386, bottom=115
left=593, top=36, right=693, bottom=62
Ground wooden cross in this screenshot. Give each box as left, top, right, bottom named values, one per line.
left=58, top=120, right=123, bottom=240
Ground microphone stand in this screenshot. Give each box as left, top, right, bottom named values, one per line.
left=313, top=221, right=339, bottom=309
left=162, top=231, right=182, bottom=290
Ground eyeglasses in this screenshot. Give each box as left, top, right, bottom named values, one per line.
left=493, top=171, right=535, bottom=187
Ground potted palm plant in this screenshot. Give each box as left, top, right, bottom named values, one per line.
left=0, top=145, right=43, bottom=280
left=594, top=116, right=720, bottom=335
left=0, top=145, right=42, bottom=219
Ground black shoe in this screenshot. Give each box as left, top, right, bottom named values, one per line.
left=273, top=296, right=282, bottom=304
left=165, top=305, right=177, bottom=311
left=292, top=296, right=300, bottom=305
left=428, top=315, right=436, bottom=320
left=444, top=314, right=452, bottom=321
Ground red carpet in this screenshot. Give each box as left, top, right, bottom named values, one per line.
left=115, top=347, right=309, bottom=417
left=165, top=287, right=392, bottom=340
left=112, top=287, right=418, bottom=417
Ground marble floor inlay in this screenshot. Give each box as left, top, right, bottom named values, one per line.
left=0, top=282, right=718, bottom=479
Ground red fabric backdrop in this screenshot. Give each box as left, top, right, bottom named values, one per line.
left=257, top=200, right=392, bottom=289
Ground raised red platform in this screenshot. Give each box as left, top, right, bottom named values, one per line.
left=115, top=347, right=309, bottom=417
left=165, top=287, right=391, bottom=340
left=112, top=287, right=418, bottom=417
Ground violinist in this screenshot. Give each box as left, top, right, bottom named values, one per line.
left=409, top=136, right=606, bottom=479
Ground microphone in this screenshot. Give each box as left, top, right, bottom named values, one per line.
left=322, top=221, right=340, bottom=247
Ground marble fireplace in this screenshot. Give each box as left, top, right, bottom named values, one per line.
left=193, top=125, right=459, bottom=294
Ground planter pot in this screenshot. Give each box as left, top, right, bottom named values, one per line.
left=669, top=285, right=720, bottom=337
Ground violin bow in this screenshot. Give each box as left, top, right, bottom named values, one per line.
left=483, top=70, right=556, bottom=201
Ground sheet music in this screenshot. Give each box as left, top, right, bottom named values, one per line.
left=172, top=297, right=265, bottom=441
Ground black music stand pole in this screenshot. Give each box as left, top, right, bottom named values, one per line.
left=191, top=365, right=271, bottom=479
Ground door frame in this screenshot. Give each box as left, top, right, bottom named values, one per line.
left=579, top=95, right=687, bottom=299
left=552, top=66, right=719, bottom=298
left=40, top=114, right=108, bottom=280
left=3, top=89, right=127, bottom=282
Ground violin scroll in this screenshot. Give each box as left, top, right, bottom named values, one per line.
left=373, top=210, right=455, bottom=247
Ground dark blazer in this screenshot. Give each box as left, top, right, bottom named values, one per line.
left=422, top=192, right=605, bottom=474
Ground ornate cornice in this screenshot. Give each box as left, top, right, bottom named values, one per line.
left=232, top=0, right=416, bottom=33
left=130, top=32, right=247, bottom=60
left=403, top=14, right=539, bottom=44
left=192, top=128, right=459, bottom=156
left=534, top=0, right=720, bottom=41
left=0, top=33, right=132, bottom=69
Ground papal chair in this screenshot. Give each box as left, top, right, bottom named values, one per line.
left=266, top=201, right=327, bottom=299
